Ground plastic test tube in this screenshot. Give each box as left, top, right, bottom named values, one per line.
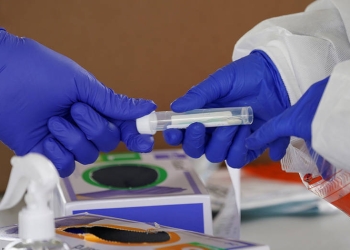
left=136, top=106, right=253, bottom=135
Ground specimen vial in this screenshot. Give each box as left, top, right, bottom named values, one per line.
left=136, top=106, right=253, bottom=135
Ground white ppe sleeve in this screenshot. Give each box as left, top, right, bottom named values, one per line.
left=232, top=0, right=350, bottom=105
left=312, top=60, right=350, bottom=171
left=232, top=0, right=350, bottom=174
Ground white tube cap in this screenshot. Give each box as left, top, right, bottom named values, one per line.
left=136, top=112, right=157, bottom=135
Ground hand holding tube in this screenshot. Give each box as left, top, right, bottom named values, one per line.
left=164, top=51, right=290, bottom=168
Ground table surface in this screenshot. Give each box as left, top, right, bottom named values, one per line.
left=240, top=211, right=350, bottom=250
left=1, top=196, right=350, bottom=250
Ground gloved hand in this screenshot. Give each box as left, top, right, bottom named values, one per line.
left=163, top=50, right=290, bottom=168
left=245, top=77, right=329, bottom=176
left=0, top=29, right=156, bottom=177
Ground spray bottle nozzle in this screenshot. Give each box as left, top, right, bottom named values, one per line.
left=0, top=153, right=59, bottom=241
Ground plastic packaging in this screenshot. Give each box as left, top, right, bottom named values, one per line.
left=0, top=153, right=70, bottom=250
left=136, top=106, right=253, bottom=135
left=301, top=163, right=350, bottom=216
left=281, top=139, right=350, bottom=216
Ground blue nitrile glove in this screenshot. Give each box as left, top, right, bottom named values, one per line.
left=246, top=77, right=329, bottom=177
left=163, top=50, right=290, bottom=168
left=0, top=29, right=156, bottom=177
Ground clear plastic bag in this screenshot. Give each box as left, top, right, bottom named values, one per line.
left=281, top=138, right=350, bottom=216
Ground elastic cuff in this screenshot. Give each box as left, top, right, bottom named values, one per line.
left=251, top=49, right=291, bottom=109
left=0, top=28, right=7, bottom=44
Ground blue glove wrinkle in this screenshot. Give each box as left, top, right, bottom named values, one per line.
left=71, top=102, right=106, bottom=139
left=251, top=50, right=290, bottom=109
left=0, top=29, right=7, bottom=44
left=182, top=123, right=207, bottom=158
left=71, top=102, right=120, bottom=152
left=28, top=133, right=77, bottom=177
left=48, top=116, right=99, bottom=164
left=130, top=135, right=154, bottom=153
left=171, top=65, right=233, bottom=112
left=226, top=126, right=254, bottom=168
left=43, top=138, right=75, bottom=178
left=205, top=126, right=238, bottom=163
left=73, top=70, right=157, bottom=120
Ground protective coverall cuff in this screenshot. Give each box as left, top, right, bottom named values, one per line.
left=0, top=28, right=7, bottom=44
left=251, top=49, right=291, bottom=109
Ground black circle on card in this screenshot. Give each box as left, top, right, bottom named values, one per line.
left=90, top=164, right=159, bottom=189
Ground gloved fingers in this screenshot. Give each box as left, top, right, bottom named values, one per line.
left=247, top=78, right=329, bottom=149
left=171, top=64, right=235, bottom=112
left=163, top=129, right=184, bottom=146
left=75, top=72, right=157, bottom=120
left=71, top=102, right=120, bottom=152
left=205, top=126, right=239, bottom=163
left=48, top=116, right=99, bottom=164
left=245, top=115, right=290, bottom=151
left=267, top=137, right=290, bottom=161
left=249, top=117, right=266, bottom=132
left=226, top=126, right=264, bottom=168
left=120, top=120, right=154, bottom=153
left=182, top=123, right=207, bottom=158
left=43, top=137, right=75, bottom=178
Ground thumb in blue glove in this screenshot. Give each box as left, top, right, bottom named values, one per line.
left=245, top=77, right=330, bottom=178
left=0, top=29, right=156, bottom=177
left=164, top=50, right=290, bottom=168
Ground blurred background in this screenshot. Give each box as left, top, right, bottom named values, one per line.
left=0, top=0, right=313, bottom=192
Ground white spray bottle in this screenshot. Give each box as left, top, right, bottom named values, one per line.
left=0, top=153, right=70, bottom=250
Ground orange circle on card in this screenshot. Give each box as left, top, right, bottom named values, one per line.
left=56, top=223, right=180, bottom=246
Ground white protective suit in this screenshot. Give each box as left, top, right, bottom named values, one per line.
left=232, top=0, right=350, bottom=172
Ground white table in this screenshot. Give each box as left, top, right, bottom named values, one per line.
left=241, top=211, right=350, bottom=249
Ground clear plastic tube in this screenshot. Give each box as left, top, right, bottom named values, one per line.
left=136, top=106, right=253, bottom=135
